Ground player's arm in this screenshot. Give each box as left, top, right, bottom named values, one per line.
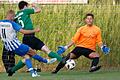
left=96, top=29, right=110, bottom=54
left=57, top=41, right=74, bottom=55
left=71, top=28, right=81, bottom=45
left=19, top=28, right=40, bottom=34
left=96, top=30, right=103, bottom=48
left=57, top=28, right=81, bottom=55
left=12, top=21, right=40, bottom=34
left=31, top=3, right=41, bottom=13
left=63, top=28, right=81, bottom=49
left=65, top=41, right=74, bottom=49
left=24, top=3, right=41, bottom=15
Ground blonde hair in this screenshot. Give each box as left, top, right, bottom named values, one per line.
left=6, top=10, right=15, bottom=17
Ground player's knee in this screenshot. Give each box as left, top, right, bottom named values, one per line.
left=27, top=48, right=36, bottom=57
left=89, top=53, right=99, bottom=58
left=22, top=59, right=25, bottom=63
left=41, top=45, right=51, bottom=54
left=23, top=55, right=30, bottom=59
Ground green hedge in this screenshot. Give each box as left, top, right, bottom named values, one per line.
left=0, top=4, right=120, bottom=71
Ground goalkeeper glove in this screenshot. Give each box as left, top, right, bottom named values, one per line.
left=57, top=46, right=68, bottom=55
left=101, top=45, right=110, bottom=55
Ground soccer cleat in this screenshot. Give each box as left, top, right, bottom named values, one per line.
left=89, top=66, right=101, bottom=72
left=26, top=68, right=41, bottom=72
left=32, top=73, right=40, bottom=77
left=31, top=69, right=40, bottom=77
left=47, top=58, right=57, bottom=64
left=7, top=68, right=15, bottom=76
left=34, top=68, right=40, bottom=76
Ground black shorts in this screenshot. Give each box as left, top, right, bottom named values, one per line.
left=23, top=34, right=45, bottom=50
left=71, top=47, right=95, bottom=59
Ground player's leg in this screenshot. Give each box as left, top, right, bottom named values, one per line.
left=23, top=55, right=39, bottom=77
left=28, top=48, right=48, bottom=63
left=25, top=36, right=62, bottom=61
left=7, top=44, right=30, bottom=76
left=41, top=45, right=62, bottom=61
left=23, top=36, right=60, bottom=62
left=52, top=47, right=81, bottom=74
left=8, top=59, right=25, bottom=76
left=8, top=51, right=15, bottom=70
left=8, top=44, right=39, bottom=77
left=28, top=48, right=57, bottom=64
left=51, top=53, right=71, bottom=74
left=2, top=46, right=15, bottom=73
left=22, top=35, right=48, bottom=63
left=34, top=37, right=62, bottom=62
left=9, top=54, right=39, bottom=77
left=82, top=48, right=101, bottom=72
left=8, top=44, right=56, bottom=76
left=2, top=46, right=9, bottom=72
left=88, top=52, right=101, bottom=72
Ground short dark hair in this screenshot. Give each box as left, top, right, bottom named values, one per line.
left=84, top=13, right=94, bottom=19
left=18, top=1, right=28, bottom=10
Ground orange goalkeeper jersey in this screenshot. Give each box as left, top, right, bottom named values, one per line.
left=72, top=25, right=102, bottom=51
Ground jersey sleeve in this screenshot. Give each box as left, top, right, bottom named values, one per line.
left=72, top=28, right=81, bottom=44
left=11, top=21, right=22, bottom=31
left=96, top=28, right=103, bottom=46
left=24, top=8, right=35, bottom=15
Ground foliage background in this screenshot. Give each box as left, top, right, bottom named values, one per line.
left=0, top=0, right=120, bottom=72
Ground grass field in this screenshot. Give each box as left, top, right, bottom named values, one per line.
left=0, top=70, right=120, bottom=80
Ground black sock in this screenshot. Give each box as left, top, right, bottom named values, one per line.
left=54, top=54, right=70, bottom=73
left=91, top=57, right=99, bottom=67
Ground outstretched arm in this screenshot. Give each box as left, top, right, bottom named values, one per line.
left=57, top=41, right=74, bottom=55
left=96, top=29, right=110, bottom=55
left=65, top=41, right=74, bottom=49
left=19, top=28, right=40, bottom=34
left=12, top=21, right=40, bottom=34
left=31, top=3, right=41, bottom=13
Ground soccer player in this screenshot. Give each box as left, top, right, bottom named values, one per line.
left=14, top=1, right=62, bottom=62
left=0, top=10, right=57, bottom=77
left=52, top=13, right=110, bottom=74
left=8, top=1, right=62, bottom=75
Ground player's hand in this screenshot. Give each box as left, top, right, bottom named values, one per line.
left=101, top=45, right=110, bottom=55
left=34, top=28, right=40, bottom=32
left=31, top=3, right=36, bottom=7
left=57, top=46, right=68, bottom=55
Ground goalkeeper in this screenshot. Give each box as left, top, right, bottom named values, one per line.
left=52, top=13, right=110, bottom=74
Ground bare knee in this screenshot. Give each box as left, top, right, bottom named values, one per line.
left=22, top=55, right=30, bottom=63
left=27, top=48, right=36, bottom=57
left=23, top=55, right=30, bottom=59
left=89, top=52, right=99, bottom=58
left=41, top=45, right=51, bottom=54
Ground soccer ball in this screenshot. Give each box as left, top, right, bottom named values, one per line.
left=65, top=59, right=76, bottom=70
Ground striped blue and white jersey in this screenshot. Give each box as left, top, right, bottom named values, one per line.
left=0, top=20, right=22, bottom=51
